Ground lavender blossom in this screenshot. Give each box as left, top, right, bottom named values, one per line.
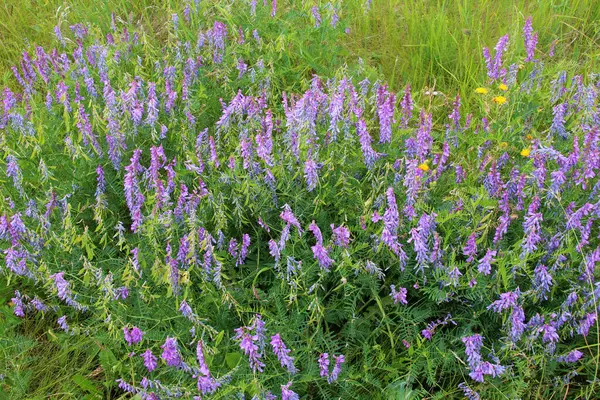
left=270, top=333, right=297, bottom=374
left=390, top=285, right=408, bottom=305
left=309, top=221, right=333, bottom=270
left=312, top=6, right=322, bottom=28
left=330, top=224, right=350, bottom=247
left=281, top=382, right=299, bottom=400
left=329, top=355, right=344, bottom=383
left=488, top=290, right=520, bottom=313
left=577, top=313, right=597, bottom=337
left=57, top=315, right=69, bottom=332
left=483, top=35, right=509, bottom=81
left=463, top=232, right=477, bottom=262
left=142, top=349, right=158, bottom=372
left=124, top=326, right=144, bottom=345
left=523, top=17, right=538, bottom=62
left=376, top=85, right=395, bottom=143
left=477, top=249, right=496, bottom=275
left=318, top=353, right=329, bottom=378
left=551, top=103, right=568, bottom=139
left=304, top=158, right=319, bottom=191
left=522, top=196, right=543, bottom=256
left=533, top=264, right=553, bottom=301
left=557, top=350, right=584, bottom=363
left=234, top=327, right=265, bottom=372
left=161, top=337, right=182, bottom=367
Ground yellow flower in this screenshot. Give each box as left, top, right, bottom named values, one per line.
left=498, top=83, right=508, bottom=91
left=493, top=96, right=507, bottom=105
left=475, top=87, right=489, bottom=94
left=418, top=162, right=430, bottom=172
left=520, top=148, right=531, bottom=157
left=499, top=142, right=508, bottom=149
left=526, top=134, right=533, bottom=141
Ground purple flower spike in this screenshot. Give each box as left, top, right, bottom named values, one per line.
left=142, top=349, right=158, bottom=372
left=161, top=337, right=182, bottom=367
left=523, top=16, right=538, bottom=62
left=124, top=326, right=144, bottom=345
left=390, top=285, right=408, bottom=305
left=270, top=333, right=297, bottom=374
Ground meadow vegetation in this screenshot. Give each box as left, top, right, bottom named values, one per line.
left=1, top=1, right=600, bottom=399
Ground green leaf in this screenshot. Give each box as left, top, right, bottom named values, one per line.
left=72, top=374, right=100, bottom=394
left=225, top=352, right=241, bottom=369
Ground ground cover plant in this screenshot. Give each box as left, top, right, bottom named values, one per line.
left=1, top=1, right=600, bottom=399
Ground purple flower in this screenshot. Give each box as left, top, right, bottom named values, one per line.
left=376, top=85, right=395, bottom=143
left=54, top=25, right=66, bottom=46
left=577, top=313, right=597, bottom=337
left=330, top=224, right=350, bottom=247
left=234, top=327, right=265, bottom=372
left=251, top=314, right=266, bottom=351
left=400, top=85, right=413, bottom=128
left=124, top=326, right=144, bottom=345
left=477, top=249, right=496, bottom=275
left=269, top=239, right=281, bottom=263
left=522, top=196, right=543, bottom=256
left=381, top=188, right=408, bottom=267
left=172, top=13, right=179, bottom=32
left=509, top=306, right=526, bottom=342
left=557, top=350, right=584, bottom=363
left=390, top=285, right=408, bottom=305
left=483, top=34, right=509, bottom=81
left=196, top=341, right=220, bottom=394
left=312, top=6, right=322, bottom=27
left=523, top=17, right=538, bottom=62
left=145, top=82, right=159, bottom=126
left=540, top=324, right=559, bottom=344
left=462, top=334, right=504, bottom=382
left=228, top=238, right=239, bottom=258
left=11, top=291, right=25, bottom=317
left=50, top=272, right=72, bottom=301
left=270, top=333, right=297, bottom=374
left=463, top=232, right=477, bottom=262
left=448, top=94, right=461, bottom=131
left=329, top=355, right=344, bottom=383
left=309, top=221, right=334, bottom=270
left=161, top=337, right=182, bottom=367
left=551, top=103, right=568, bottom=139
left=356, top=118, right=380, bottom=169
left=533, top=264, right=553, bottom=301
left=458, top=382, right=481, bottom=400
left=281, top=381, right=299, bottom=400
left=207, top=21, right=228, bottom=63
left=5, top=155, right=23, bottom=194
left=238, top=234, right=251, bottom=266
left=69, top=23, right=88, bottom=39
left=318, top=353, right=329, bottom=378
left=57, top=315, right=69, bottom=332
left=304, top=158, right=319, bottom=191
left=488, top=290, right=520, bottom=313
left=142, top=349, right=157, bottom=372
left=421, top=314, right=455, bottom=340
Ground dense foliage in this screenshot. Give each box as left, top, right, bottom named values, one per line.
left=1, top=1, right=600, bottom=399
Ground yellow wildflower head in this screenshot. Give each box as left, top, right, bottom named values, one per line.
left=499, top=142, right=508, bottom=149
left=493, top=96, right=507, bottom=105
left=520, top=148, right=531, bottom=157
left=418, top=162, right=430, bottom=172
left=475, top=87, right=489, bottom=94
left=498, top=83, right=508, bottom=91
